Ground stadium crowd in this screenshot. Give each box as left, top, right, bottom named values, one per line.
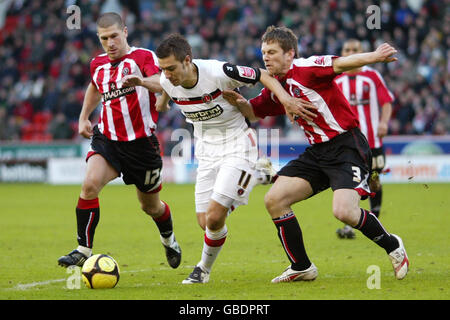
left=0, top=0, right=448, bottom=147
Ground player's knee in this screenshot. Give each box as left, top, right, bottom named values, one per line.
left=264, top=192, right=282, bottom=215
left=205, top=212, right=225, bottom=231
left=206, top=216, right=222, bottom=231
left=332, top=204, right=348, bottom=222
left=332, top=204, right=358, bottom=225
left=81, top=179, right=101, bottom=199
left=141, top=201, right=163, bottom=217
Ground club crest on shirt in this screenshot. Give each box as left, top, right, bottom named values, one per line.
left=122, top=67, right=130, bottom=76
left=237, top=66, right=256, bottom=80
left=202, top=93, right=213, bottom=104
left=314, top=56, right=325, bottom=65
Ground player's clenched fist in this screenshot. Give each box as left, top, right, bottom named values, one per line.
left=374, top=43, right=398, bottom=63
left=78, top=119, right=93, bottom=138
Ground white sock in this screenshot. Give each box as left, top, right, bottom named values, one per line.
left=77, top=245, right=92, bottom=257
left=160, top=232, right=175, bottom=247
left=198, top=225, right=228, bottom=273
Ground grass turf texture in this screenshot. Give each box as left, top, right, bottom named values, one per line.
left=0, top=183, right=448, bottom=300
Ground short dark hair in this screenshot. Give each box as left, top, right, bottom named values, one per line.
left=156, top=33, right=193, bottom=62
left=343, top=38, right=362, bottom=47
left=96, top=12, right=125, bottom=29
left=261, top=26, right=299, bottom=58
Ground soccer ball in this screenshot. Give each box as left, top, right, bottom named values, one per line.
left=81, top=254, right=120, bottom=289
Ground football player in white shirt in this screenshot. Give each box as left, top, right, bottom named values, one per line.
left=155, top=33, right=315, bottom=284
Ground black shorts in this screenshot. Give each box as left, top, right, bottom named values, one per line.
left=371, top=147, right=386, bottom=173
left=87, top=125, right=163, bottom=193
left=278, top=127, right=373, bottom=199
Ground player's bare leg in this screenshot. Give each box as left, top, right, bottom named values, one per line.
left=264, top=176, right=318, bottom=282
left=336, top=171, right=383, bottom=239
left=332, top=189, right=361, bottom=226
left=333, top=188, right=409, bottom=279
left=264, top=176, right=312, bottom=219
left=197, top=203, right=238, bottom=231
left=196, top=212, right=206, bottom=231
left=58, top=154, right=118, bottom=267
left=183, top=199, right=229, bottom=284
left=137, top=189, right=181, bottom=269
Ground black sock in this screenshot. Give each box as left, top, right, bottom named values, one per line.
left=273, top=212, right=311, bottom=271
left=354, top=209, right=398, bottom=253
left=153, top=201, right=173, bottom=238
left=76, top=197, right=100, bottom=249
left=370, top=186, right=382, bottom=218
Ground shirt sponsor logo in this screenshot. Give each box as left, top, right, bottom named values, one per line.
left=349, top=94, right=370, bottom=106
left=237, top=66, right=256, bottom=80
left=102, top=85, right=136, bottom=102
left=183, top=105, right=224, bottom=121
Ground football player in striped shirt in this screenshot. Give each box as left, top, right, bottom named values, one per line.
left=334, top=39, right=394, bottom=239
left=223, top=26, right=408, bottom=283
left=58, top=13, right=182, bottom=270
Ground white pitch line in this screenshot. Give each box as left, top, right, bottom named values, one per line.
left=5, top=266, right=191, bottom=291
left=12, top=278, right=67, bottom=291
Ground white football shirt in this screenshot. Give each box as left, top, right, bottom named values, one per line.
left=160, top=59, right=259, bottom=145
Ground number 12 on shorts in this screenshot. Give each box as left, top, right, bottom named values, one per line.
left=144, top=168, right=161, bottom=186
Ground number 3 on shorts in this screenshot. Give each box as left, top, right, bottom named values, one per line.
left=144, top=168, right=161, bottom=186
left=351, top=166, right=361, bottom=183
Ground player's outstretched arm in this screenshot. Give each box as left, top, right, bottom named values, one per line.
left=79, top=83, right=102, bottom=139
left=333, top=43, right=398, bottom=74
left=155, top=90, right=171, bottom=112
left=259, top=69, right=317, bottom=123
left=122, top=73, right=163, bottom=93
left=222, top=90, right=260, bottom=122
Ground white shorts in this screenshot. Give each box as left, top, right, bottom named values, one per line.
left=195, top=129, right=258, bottom=213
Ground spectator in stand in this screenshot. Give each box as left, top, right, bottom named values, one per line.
left=48, top=112, right=73, bottom=140
left=0, top=0, right=447, bottom=145
left=0, top=107, right=8, bottom=140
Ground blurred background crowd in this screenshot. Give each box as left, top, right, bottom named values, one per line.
left=0, top=0, right=448, bottom=147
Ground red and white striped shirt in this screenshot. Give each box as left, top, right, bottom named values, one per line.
left=334, top=66, right=394, bottom=148
left=250, top=55, right=359, bottom=145
left=90, top=47, right=160, bottom=141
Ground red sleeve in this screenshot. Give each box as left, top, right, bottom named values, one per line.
left=311, top=55, right=339, bottom=79
left=295, top=55, right=339, bottom=89
left=142, top=51, right=159, bottom=77
left=249, top=88, right=286, bottom=119
left=90, top=58, right=98, bottom=87
left=372, top=70, right=394, bottom=106
left=134, top=49, right=160, bottom=77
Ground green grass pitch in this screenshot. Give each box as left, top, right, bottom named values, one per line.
left=0, top=182, right=449, bottom=300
